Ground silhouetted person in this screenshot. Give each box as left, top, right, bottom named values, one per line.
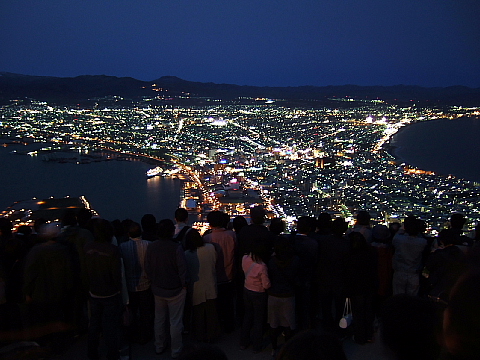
left=119, top=221, right=153, bottom=344
left=174, top=208, right=191, bottom=247
left=204, top=210, right=236, bottom=333
left=448, top=213, right=473, bottom=251
left=84, top=219, right=122, bottom=360
left=344, top=231, right=377, bottom=344
left=145, top=219, right=187, bottom=359
left=184, top=229, right=220, bottom=342
left=424, top=229, right=468, bottom=307
left=57, top=209, right=93, bottom=334
left=348, top=210, right=372, bottom=243
left=141, top=213, right=158, bottom=241
left=267, top=237, right=300, bottom=357
left=240, top=241, right=270, bottom=353
left=292, top=216, right=318, bottom=330
left=371, top=224, right=394, bottom=314
left=269, top=217, right=286, bottom=236
left=392, top=216, right=427, bottom=296
left=317, top=217, right=350, bottom=331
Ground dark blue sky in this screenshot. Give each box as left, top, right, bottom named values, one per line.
left=1, top=0, right=479, bottom=87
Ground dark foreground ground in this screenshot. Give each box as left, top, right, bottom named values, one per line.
left=51, top=324, right=389, bottom=360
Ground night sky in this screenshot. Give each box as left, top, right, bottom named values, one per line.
left=1, top=0, right=479, bottom=87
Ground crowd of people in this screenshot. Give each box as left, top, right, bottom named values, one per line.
left=1, top=206, right=480, bottom=360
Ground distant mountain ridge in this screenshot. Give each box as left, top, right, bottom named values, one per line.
left=1, top=72, right=479, bottom=106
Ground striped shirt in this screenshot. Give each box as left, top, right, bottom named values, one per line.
left=120, top=237, right=151, bottom=292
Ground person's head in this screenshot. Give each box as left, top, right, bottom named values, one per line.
left=221, top=212, right=231, bottom=229
left=141, top=213, right=157, bottom=232
left=372, top=224, right=391, bottom=244
left=128, top=221, right=142, bottom=239
left=232, top=215, right=248, bottom=233
left=33, top=217, right=47, bottom=235
left=61, top=209, right=77, bottom=227
left=38, top=222, right=62, bottom=241
left=15, top=225, right=32, bottom=237
left=443, top=270, right=480, bottom=360
left=91, top=218, right=114, bottom=243
left=273, top=236, right=294, bottom=261
left=355, top=210, right=371, bottom=226
left=174, top=208, right=188, bottom=223
left=76, top=208, right=92, bottom=228
left=317, top=212, right=332, bottom=232
left=276, top=330, right=347, bottom=360
left=250, top=240, right=267, bottom=264
left=348, top=231, right=368, bottom=251
left=0, top=217, right=13, bottom=238
left=380, top=294, right=441, bottom=360
left=207, top=211, right=224, bottom=228
left=157, top=218, right=175, bottom=239
left=185, top=228, right=204, bottom=252
left=296, top=216, right=314, bottom=235
left=269, top=217, right=286, bottom=235
left=250, top=206, right=266, bottom=225
left=403, top=215, right=421, bottom=236
left=438, top=229, right=456, bottom=247
left=450, top=213, right=466, bottom=230
left=331, top=217, right=348, bottom=236
left=389, top=222, right=401, bottom=235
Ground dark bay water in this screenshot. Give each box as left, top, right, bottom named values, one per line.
left=0, top=143, right=182, bottom=222
left=391, top=117, right=480, bottom=182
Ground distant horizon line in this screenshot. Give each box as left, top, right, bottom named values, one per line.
left=1, top=71, right=478, bottom=90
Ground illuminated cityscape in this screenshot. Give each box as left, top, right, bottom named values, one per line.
left=1, top=97, right=480, bottom=234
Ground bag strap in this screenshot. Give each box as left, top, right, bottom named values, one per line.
left=343, top=298, right=351, bottom=316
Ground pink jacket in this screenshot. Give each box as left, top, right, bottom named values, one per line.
left=242, top=255, right=271, bottom=293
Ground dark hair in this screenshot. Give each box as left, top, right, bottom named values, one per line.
left=61, top=209, right=77, bottom=227
left=269, top=217, right=285, bottom=235
left=232, top=215, right=248, bottom=233
left=317, top=212, right=332, bottom=231
left=348, top=231, right=368, bottom=251
left=249, top=240, right=267, bottom=264
left=128, top=221, right=142, bottom=239
left=450, top=213, right=466, bottom=230
left=356, top=210, right=371, bottom=226
left=0, top=217, right=13, bottom=237
left=221, top=212, right=231, bottom=229
left=175, top=208, right=188, bottom=222
left=404, top=216, right=421, bottom=236
left=207, top=211, right=224, bottom=228
left=157, top=219, right=175, bottom=239
left=276, top=330, right=347, bottom=360
left=296, top=216, right=313, bottom=235
left=91, top=218, right=114, bottom=243
left=76, top=208, right=92, bottom=227
left=438, top=229, right=456, bottom=246
left=185, top=228, right=204, bottom=252
left=250, top=206, right=266, bottom=225
left=331, top=218, right=348, bottom=236
left=273, top=236, right=294, bottom=261
left=141, top=213, right=157, bottom=231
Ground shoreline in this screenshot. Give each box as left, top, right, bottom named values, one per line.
left=383, top=116, right=480, bottom=182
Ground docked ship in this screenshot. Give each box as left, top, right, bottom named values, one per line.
left=146, top=166, right=163, bottom=178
